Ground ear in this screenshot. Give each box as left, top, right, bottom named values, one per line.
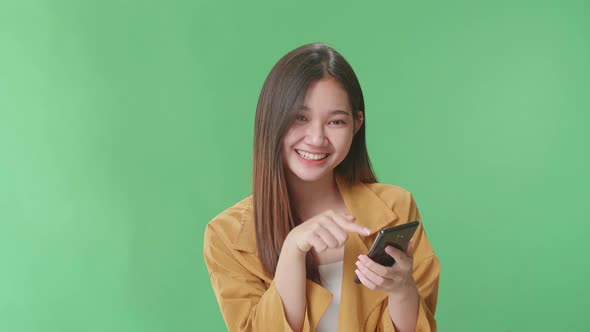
left=353, top=111, right=364, bottom=135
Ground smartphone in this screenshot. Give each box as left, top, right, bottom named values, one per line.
left=354, top=220, right=420, bottom=284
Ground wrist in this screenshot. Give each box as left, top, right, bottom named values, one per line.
left=388, top=284, right=419, bottom=304
left=282, top=234, right=307, bottom=258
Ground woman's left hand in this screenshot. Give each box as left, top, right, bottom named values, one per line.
left=354, top=241, right=418, bottom=298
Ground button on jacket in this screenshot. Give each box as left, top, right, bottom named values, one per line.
left=203, top=176, right=440, bottom=332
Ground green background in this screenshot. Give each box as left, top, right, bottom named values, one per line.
left=1, top=0, right=589, bottom=331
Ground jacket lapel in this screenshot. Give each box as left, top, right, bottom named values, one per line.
left=335, top=175, right=398, bottom=236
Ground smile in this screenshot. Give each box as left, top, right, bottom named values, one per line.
left=295, top=149, right=328, bottom=160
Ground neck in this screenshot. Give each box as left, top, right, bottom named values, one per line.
left=286, top=172, right=343, bottom=221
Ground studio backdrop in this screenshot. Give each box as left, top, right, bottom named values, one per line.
left=1, top=1, right=589, bottom=331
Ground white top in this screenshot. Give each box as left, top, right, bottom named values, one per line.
left=315, top=260, right=343, bottom=332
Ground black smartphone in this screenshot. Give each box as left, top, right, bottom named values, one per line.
left=354, top=220, right=420, bottom=284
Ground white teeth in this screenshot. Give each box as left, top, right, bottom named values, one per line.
left=296, top=150, right=328, bottom=160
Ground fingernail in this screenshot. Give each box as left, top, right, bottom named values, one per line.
left=364, top=228, right=370, bottom=235
left=358, top=255, right=366, bottom=262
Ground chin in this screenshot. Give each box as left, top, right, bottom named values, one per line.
left=288, top=169, right=332, bottom=183
left=296, top=175, right=325, bottom=183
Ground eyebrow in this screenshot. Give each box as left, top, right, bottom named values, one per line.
left=299, top=106, right=351, bottom=116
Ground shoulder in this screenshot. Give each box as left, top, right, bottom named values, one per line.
left=203, top=195, right=266, bottom=280
left=204, top=195, right=253, bottom=247
left=362, top=182, right=416, bottom=207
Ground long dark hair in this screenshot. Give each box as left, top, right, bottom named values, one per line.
left=253, top=42, right=377, bottom=283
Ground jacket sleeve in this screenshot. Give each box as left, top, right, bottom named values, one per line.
left=379, top=193, right=441, bottom=332
left=203, top=224, right=312, bottom=332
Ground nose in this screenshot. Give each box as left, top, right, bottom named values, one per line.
left=304, top=122, right=327, bottom=146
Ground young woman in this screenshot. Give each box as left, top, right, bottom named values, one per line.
left=204, top=42, right=440, bottom=332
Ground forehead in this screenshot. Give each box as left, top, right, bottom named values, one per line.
left=301, top=77, right=351, bottom=113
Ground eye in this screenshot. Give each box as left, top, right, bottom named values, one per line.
left=329, top=119, right=347, bottom=125
left=295, top=114, right=307, bottom=122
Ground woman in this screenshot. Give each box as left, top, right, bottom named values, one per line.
left=203, top=42, right=440, bottom=332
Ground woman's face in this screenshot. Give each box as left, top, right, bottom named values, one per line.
left=282, top=75, right=363, bottom=184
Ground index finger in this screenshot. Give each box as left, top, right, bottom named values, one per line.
left=328, top=211, right=371, bottom=236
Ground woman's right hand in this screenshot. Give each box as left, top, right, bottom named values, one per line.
left=285, top=210, right=371, bottom=254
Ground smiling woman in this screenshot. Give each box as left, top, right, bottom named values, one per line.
left=203, top=42, right=440, bottom=332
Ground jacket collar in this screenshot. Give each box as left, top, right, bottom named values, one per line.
left=335, top=175, right=398, bottom=236
left=232, top=197, right=256, bottom=253
left=232, top=175, right=398, bottom=254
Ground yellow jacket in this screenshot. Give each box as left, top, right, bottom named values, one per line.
left=203, top=177, right=440, bottom=332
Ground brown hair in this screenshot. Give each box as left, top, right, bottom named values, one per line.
left=252, top=42, right=377, bottom=283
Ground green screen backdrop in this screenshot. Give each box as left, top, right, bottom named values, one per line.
left=1, top=1, right=589, bottom=331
